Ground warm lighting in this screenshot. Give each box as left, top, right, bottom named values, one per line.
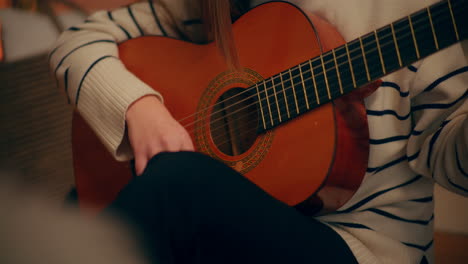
left=0, top=0, right=10, bottom=9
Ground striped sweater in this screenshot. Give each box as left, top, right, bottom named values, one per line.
left=49, top=0, right=468, bottom=263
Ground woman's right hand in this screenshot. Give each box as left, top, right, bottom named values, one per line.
left=125, top=96, right=194, bottom=175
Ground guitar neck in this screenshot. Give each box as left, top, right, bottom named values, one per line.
left=256, top=0, right=467, bottom=132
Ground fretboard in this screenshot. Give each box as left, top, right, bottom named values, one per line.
left=255, top=0, right=467, bottom=132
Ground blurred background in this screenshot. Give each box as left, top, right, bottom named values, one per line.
left=0, top=0, right=137, bottom=201
left=0, top=0, right=467, bottom=263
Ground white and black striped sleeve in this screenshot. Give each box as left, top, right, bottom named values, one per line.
left=49, top=0, right=183, bottom=161
left=407, top=43, right=468, bottom=196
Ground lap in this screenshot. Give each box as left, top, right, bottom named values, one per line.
left=107, top=152, right=357, bottom=264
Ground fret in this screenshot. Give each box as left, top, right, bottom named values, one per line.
left=310, top=56, right=332, bottom=104
left=299, top=61, right=317, bottom=107
left=332, top=49, right=344, bottom=94
left=359, top=37, right=371, bottom=81
left=255, top=83, right=267, bottom=130
left=408, top=15, right=420, bottom=59
left=347, top=39, right=368, bottom=88
left=290, top=67, right=306, bottom=113
left=393, top=17, right=418, bottom=66
left=271, top=77, right=282, bottom=122
left=298, top=64, right=310, bottom=109
left=320, top=55, right=332, bottom=99
left=426, top=7, right=439, bottom=50
left=390, top=23, right=403, bottom=67
left=447, top=0, right=460, bottom=41
left=429, top=1, right=459, bottom=50
left=450, top=0, right=466, bottom=40
left=321, top=51, right=342, bottom=100
left=288, top=68, right=300, bottom=114
left=279, top=73, right=291, bottom=119
left=280, top=69, right=299, bottom=119
left=256, top=0, right=467, bottom=130
left=344, top=43, right=357, bottom=88
left=361, top=33, right=384, bottom=80
left=376, top=26, right=400, bottom=73
left=334, top=46, right=355, bottom=94
left=411, top=9, right=437, bottom=58
left=309, top=60, right=321, bottom=105
left=262, top=80, right=275, bottom=126
left=374, top=30, right=386, bottom=74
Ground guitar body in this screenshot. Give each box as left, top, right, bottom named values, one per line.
left=72, top=2, right=370, bottom=213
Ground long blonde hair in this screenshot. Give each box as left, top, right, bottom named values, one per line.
left=155, top=0, right=246, bottom=69
left=201, top=0, right=241, bottom=69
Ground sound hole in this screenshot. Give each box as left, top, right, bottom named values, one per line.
left=210, top=87, right=259, bottom=156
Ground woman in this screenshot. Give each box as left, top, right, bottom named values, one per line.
left=49, top=0, right=468, bottom=263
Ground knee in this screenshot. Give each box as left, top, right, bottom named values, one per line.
left=145, top=151, right=219, bottom=174
left=141, top=151, right=225, bottom=189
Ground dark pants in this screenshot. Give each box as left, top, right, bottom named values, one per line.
left=106, top=152, right=357, bottom=264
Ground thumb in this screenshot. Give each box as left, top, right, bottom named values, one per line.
left=182, top=136, right=195, bottom=151
left=134, top=155, right=148, bottom=176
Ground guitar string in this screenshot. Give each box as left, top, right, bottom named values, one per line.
left=213, top=69, right=380, bottom=150
left=132, top=2, right=460, bottom=151
left=178, top=2, right=459, bottom=126
left=180, top=14, right=463, bottom=147
left=211, top=7, right=465, bottom=150
left=176, top=1, right=462, bottom=127
left=209, top=28, right=450, bottom=150
left=212, top=10, right=466, bottom=152
left=188, top=10, right=460, bottom=148
left=183, top=8, right=460, bottom=142
left=182, top=30, right=410, bottom=133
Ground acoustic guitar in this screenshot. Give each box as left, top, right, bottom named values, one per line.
left=72, top=0, right=467, bottom=213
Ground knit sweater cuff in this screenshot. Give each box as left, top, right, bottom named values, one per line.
left=77, top=58, right=163, bottom=161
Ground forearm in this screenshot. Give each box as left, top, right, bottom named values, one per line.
left=49, top=1, right=184, bottom=160
left=410, top=110, right=468, bottom=196
left=407, top=43, right=468, bottom=196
